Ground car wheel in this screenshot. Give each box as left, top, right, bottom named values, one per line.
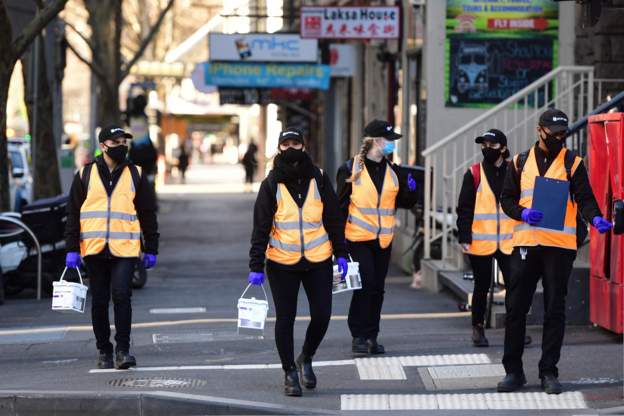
left=132, top=260, right=147, bottom=289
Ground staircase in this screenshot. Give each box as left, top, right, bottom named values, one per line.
left=418, top=66, right=596, bottom=319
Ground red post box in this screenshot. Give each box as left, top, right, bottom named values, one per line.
left=587, top=113, right=624, bottom=334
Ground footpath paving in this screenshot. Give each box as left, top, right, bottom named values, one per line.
left=0, top=164, right=621, bottom=415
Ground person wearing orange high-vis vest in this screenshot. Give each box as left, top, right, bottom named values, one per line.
left=337, top=120, right=418, bottom=357
left=456, top=129, right=514, bottom=348
left=249, top=128, right=348, bottom=397
left=498, top=109, right=612, bottom=395
left=65, top=126, right=159, bottom=371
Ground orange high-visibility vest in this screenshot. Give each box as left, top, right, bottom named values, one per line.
left=467, top=163, right=515, bottom=256
left=511, top=148, right=582, bottom=250
left=79, top=165, right=141, bottom=257
left=345, top=158, right=399, bottom=248
left=266, top=178, right=332, bottom=265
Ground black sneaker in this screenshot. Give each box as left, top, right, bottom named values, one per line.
left=295, top=354, right=316, bottom=389
left=472, top=324, right=489, bottom=347
left=541, top=374, right=563, bottom=395
left=284, top=366, right=302, bottom=397
left=366, top=338, right=385, bottom=355
left=497, top=373, right=527, bottom=392
left=115, top=351, right=137, bottom=370
left=352, top=337, right=368, bottom=356
left=97, top=352, right=114, bottom=369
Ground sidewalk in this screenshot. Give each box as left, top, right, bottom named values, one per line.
left=0, top=164, right=621, bottom=415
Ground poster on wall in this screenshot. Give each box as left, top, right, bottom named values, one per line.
left=445, top=0, right=559, bottom=108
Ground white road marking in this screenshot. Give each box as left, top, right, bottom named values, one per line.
left=149, top=307, right=207, bottom=314
left=89, top=354, right=490, bottom=378
left=0, top=311, right=469, bottom=337
left=42, top=358, right=79, bottom=365
left=340, top=392, right=588, bottom=411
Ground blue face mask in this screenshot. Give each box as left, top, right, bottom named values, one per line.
left=381, top=140, right=396, bottom=156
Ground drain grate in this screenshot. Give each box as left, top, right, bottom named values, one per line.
left=108, top=377, right=207, bottom=389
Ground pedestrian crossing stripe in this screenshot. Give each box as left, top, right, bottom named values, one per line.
left=340, top=392, right=587, bottom=410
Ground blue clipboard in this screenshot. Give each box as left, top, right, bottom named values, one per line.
left=531, top=176, right=569, bottom=231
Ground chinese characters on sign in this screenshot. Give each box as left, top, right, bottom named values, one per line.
left=300, top=7, right=400, bottom=39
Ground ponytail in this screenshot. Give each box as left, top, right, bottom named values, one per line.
left=346, top=137, right=375, bottom=183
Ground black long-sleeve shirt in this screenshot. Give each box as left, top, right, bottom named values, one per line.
left=249, top=169, right=347, bottom=273
left=500, top=144, right=602, bottom=223
left=65, top=156, right=159, bottom=256
left=336, top=157, right=419, bottom=229
left=456, top=159, right=509, bottom=244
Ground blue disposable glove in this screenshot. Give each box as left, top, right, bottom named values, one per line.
left=407, top=173, right=417, bottom=192
left=592, top=216, right=613, bottom=234
left=143, top=253, right=157, bottom=269
left=65, top=252, right=81, bottom=268
left=248, top=271, right=265, bottom=286
left=521, top=208, right=544, bottom=226
left=337, top=257, right=349, bottom=279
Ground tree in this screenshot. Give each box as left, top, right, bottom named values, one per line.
left=0, top=0, right=68, bottom=211
left=21, top=28, right=62, bottom=199
left=65, top=0, right=175, bottom=127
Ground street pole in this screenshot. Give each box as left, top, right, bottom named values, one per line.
left=31, top=36, right=40, bottom=197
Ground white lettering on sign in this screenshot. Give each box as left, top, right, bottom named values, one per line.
left=301, top=7, right=400, bottom=39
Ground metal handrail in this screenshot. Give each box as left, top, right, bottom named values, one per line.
left=567, top=90, right=624, bottom=136
left=421, top=66, right=595, bottom=264
left=423, top=66, right=594, bottom=157
left=0, top=215, right=43, bottom=300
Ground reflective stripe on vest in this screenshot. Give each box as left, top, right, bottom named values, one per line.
left=467, top=163, right=515, bottom=256
left=266, top=178, right=332, bottom=265
left=79, top=165, right=141, bottom=257
left=345, top=157, right=399, bottom=248
left=511, top=148, right=582, bottom=250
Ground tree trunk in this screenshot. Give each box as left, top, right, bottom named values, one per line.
left=21, top=37, right=61, bottom=200
left=0, top=69, right=11, bottom=211
left=84, top=0, right=122, bottom=127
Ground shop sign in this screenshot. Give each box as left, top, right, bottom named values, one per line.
left=209, top=33, right=318, bottom=62
left=204, top=62, right=330, bottom=90
left=300, top=6, right=400, bottom=39
left=330, top=44, right=356, bottom=77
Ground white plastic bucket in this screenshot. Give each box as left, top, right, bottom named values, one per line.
left=332, top=255, right=362, bottom=294
left=237, top=283, right=269, bottom=337
left=52, top=267, right=88, bottom=313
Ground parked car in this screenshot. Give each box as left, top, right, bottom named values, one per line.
left=8, top=139, right=33, bottom=211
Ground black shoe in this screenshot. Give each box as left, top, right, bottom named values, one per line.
left=366, top=338, right=385, bottom=355
left=97, top=352, right=114, bottom=369
left=284, top=367, right=302, bottom=397
left=352, top=337, right=368, bottom=355
left=295, top=354, right=317, bottom=389
left=472, top=324, right=489, bottom=347
left=524, top=335, right=532, bottom=345
left=115, top=351, right=136, bottom=370
left=541, top=374, right=563, bottom=395
left=497, top=373, right=527, bottom=392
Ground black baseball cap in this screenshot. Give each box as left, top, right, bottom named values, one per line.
left=475, top=128, right=507, bottom=146
left=364, top=119, right=402, bottom=141
left=278, top=127, right=304, bottom=145
left=539, top=108, right=569, bottom=134
left=99, top=125, right=133, bottom=143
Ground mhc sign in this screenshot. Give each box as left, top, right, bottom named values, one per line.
left=209, top=33, right=318, bottom=62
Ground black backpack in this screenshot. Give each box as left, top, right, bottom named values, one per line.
left=80, top=162, right=142, bottom=193
left=515, top=149, right=589, bottom=248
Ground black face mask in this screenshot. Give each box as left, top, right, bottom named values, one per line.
left=482, top=147, right=502, bottom=164
left=281, top=147, right=305, bottom=164
left=104, top=144, right=128, bottom=163
left=542, top=133, right=563, bottom=155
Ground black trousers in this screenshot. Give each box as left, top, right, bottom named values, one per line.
left=266, top=262, right=332, bottom=371
left=84, top=257, right=136, bottom=354
left=468, top=250, right=511, bottom=326
left=347, top=240, right=392, bottom=339
left=502, top=246, right=575, bottom=378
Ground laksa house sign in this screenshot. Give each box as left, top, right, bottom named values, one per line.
left=300, top=6, right=400, bottom=39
